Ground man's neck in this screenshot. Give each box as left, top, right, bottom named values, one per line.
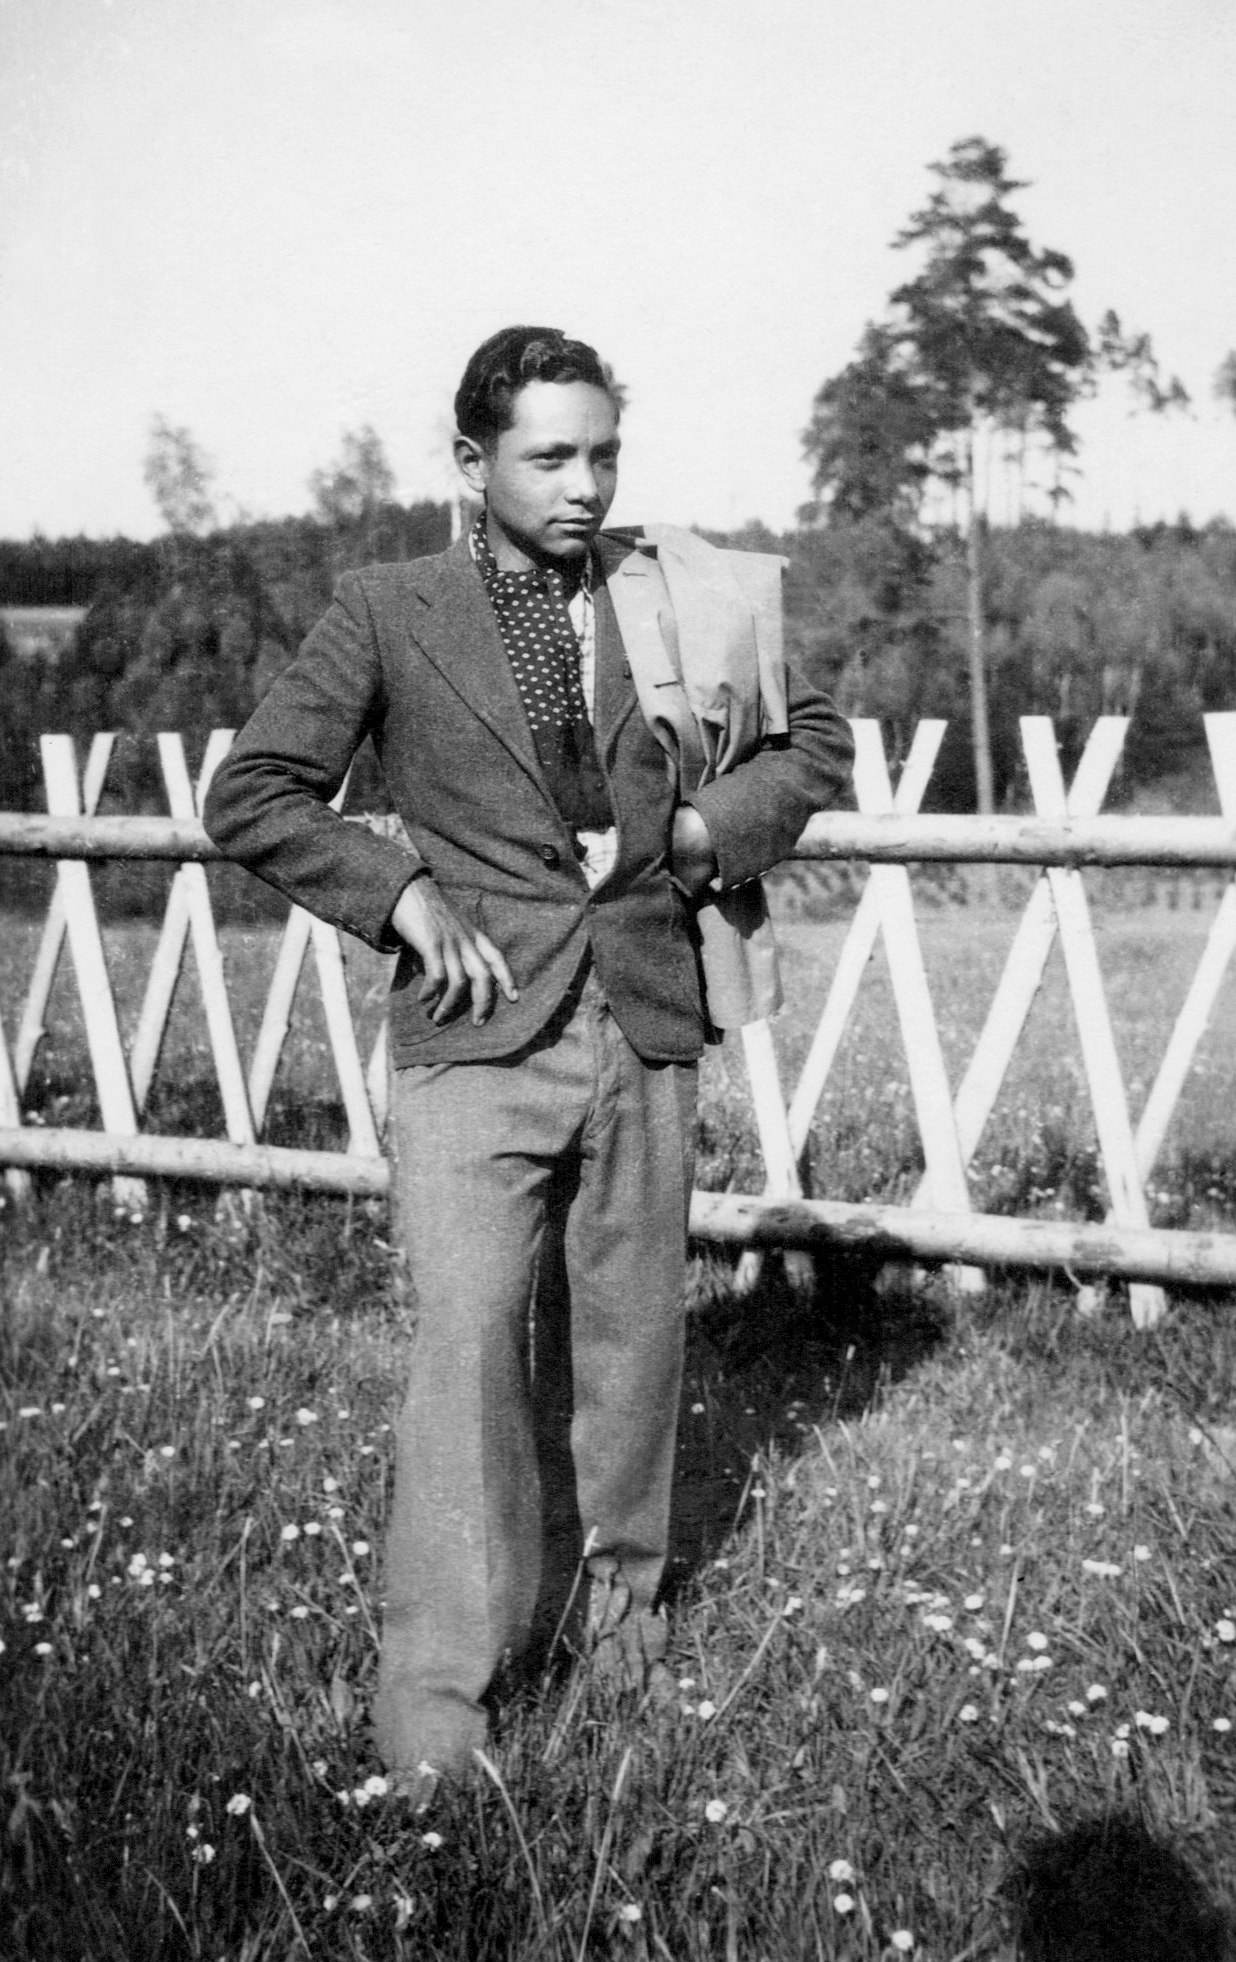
left=482, top=510, right=589, bottom=595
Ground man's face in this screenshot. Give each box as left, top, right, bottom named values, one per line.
left=456, top=380, right=620, bottom=572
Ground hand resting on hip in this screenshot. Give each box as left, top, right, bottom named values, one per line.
left=390, top=878, right=520, bottom=1027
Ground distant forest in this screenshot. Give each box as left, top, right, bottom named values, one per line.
left=2, top=502, right=1234, bottom=820
left=0, top=502, right=451, bottom=817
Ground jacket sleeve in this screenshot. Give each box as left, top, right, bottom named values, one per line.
left=685, top=661, right=853, bottom=890
left=201, top=573, right=425, bottom=949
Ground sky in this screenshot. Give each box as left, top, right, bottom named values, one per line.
left=1, top=0, right=1233, bottom=542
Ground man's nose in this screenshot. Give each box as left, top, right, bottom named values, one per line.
left=564, top=460, right=602, bottom=505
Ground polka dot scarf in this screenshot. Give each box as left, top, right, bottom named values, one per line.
left=471, top=514, right=614, bottom=832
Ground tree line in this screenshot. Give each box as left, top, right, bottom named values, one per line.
left=768, top=510, right=1236, bottom=811
left=0, top=493, right=451, bottom=819
left=2, top=133, right=1233, bottom=832
left=4, top=500, right=1233, bottom=826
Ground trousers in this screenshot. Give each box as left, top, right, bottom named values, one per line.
left=371, top=966, right=698, bottom=1779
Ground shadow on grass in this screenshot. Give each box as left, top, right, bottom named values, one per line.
left=665, top=1249, right=951, bottom=1598
left=1006, top=1814, right=1236, bottom=1962
left=963, top=1264, right=1236, bottom=1430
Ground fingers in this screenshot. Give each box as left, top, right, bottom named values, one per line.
left=473, top=931, right=520, bottom=1005
left=455, top=938, right=496, bottom=1027
left=415, top=945, right=447, bottom=1007
left=400, top=884, right=519, bottom=1027
left=418, top=938, right=470, bottom=1023
left=449, top=933, right=520, bottom=1026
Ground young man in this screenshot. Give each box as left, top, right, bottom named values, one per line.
left=203, top=326, right=853, bottom=1800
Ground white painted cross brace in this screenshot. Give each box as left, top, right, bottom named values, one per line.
left=1134, top=712, right=1236, bottom=1182
left=732, top=1016, right=801, bottom=1293
left=38, top=734, right=144, bottom=1207
left=129, top=732, right=255, bottom=1146
left=908, top=716, right=1128, bottom=1202
left=850, top=720, right=981, bottom=1289
left=734, top=718, right=947, bottom=1292
left=4, top=732, right=116, bottom=1200
left=1020, top=718, right=1165, bottom=1329
left=745, top=718, right=979, bottom=1292
left=14, top=732, right=116, bottom=1090
left=785, top=718, right=947, bottom=1156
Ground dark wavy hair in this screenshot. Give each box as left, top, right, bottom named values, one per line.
left=454, top=326, right=624, bottom=450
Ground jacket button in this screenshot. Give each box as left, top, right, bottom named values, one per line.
left=539, top=843, right=560, bottom=866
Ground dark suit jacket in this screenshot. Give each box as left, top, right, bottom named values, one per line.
left=202, top=533, right=853, bottom=1066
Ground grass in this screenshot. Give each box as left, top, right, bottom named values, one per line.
left=5, top=890, right=1236, bottom=1956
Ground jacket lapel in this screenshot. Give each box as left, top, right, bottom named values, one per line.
left=593, top=533, right=647, bottom=761
left=406, top=538, right=550, bottom=797
left=408, top=533, right=646, bottom=786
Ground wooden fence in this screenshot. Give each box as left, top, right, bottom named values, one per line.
left=5, top=714, right=1236, bottom=1329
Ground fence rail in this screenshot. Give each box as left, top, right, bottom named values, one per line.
left=5, top=810, right=1236, bottom=867
left=5, top=714, right=1236, bottom=1328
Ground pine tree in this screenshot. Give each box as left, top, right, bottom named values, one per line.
left=803, top=137, right=1188, bottom=811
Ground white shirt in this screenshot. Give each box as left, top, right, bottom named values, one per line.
left=567, top=574, right=618, bottom=888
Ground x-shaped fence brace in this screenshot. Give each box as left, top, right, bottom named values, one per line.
left=2, top=731, right=387, bottom=1208
left=4, top=716, right=1236, bottom=1327
left=743, top=718, right=1135, bottom=1298
left=726, top=712, right=1236, bottom=1328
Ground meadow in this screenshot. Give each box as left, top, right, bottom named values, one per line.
left=4, top=880, right=1236, bottom=1958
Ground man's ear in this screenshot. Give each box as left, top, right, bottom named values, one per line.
left=453, top=434, right=490, bottom=497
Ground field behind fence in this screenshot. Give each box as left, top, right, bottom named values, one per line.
left=6, top=894, right=1236, bottom=1240
left=6, top=714, right=1236, bottom=1327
